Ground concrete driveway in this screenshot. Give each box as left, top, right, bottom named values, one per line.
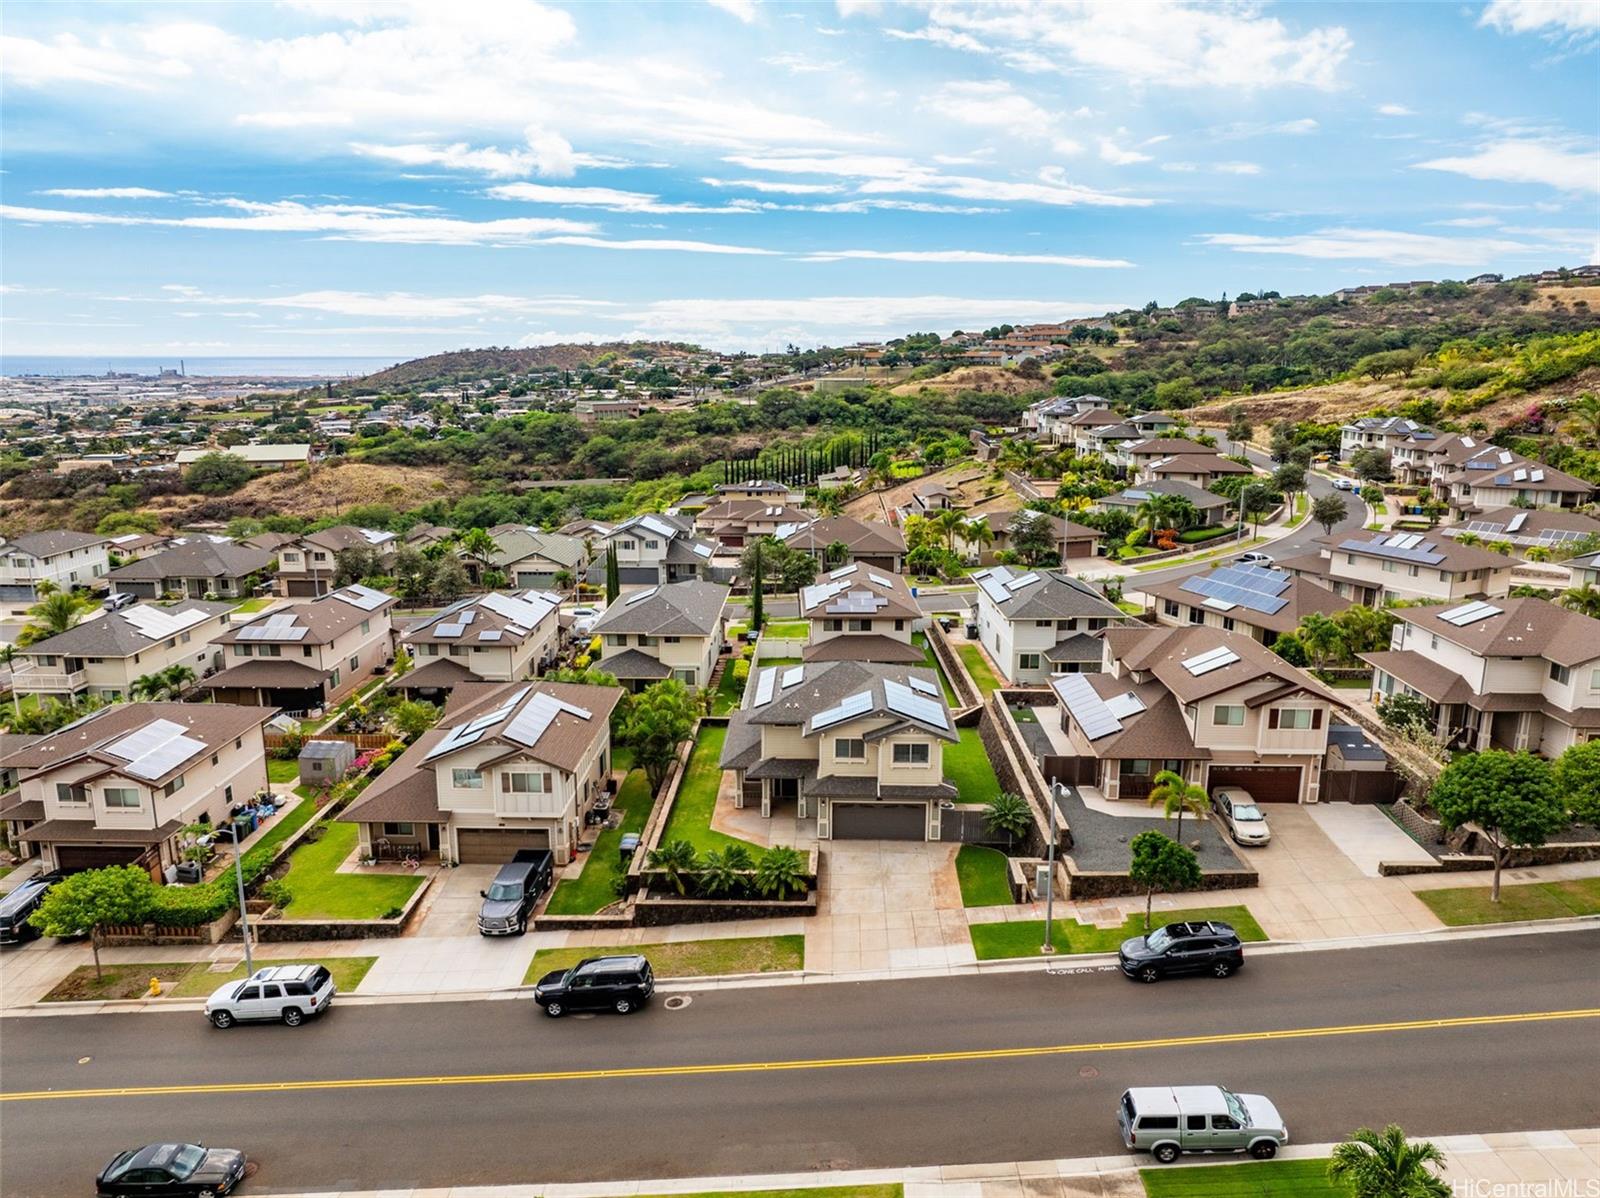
left=811, top=840, right=974, bottom=974
left=410, top=864, right=499, bottom=937
left=1308, top=801, right=1436, bottom=877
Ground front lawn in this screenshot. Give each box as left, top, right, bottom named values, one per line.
left=524, top=934, right=803, bottom=984
left=232, top=597, right=274, bottom=613
left=546, top=770, right=654, bottom=915
left=43, top=957, right=375, bottom=1002
left=969, top=904, right=1266, bottom=960
left=943, top=727, right=1002, bottom=802
left=644, top=1189, right=900, bottom=1198
left=276, top=821, right=423, bottom=920
left=955, top=642, right=1002, bottom=698
left=955, top=845, right=1013, bottom=907
left=1415, top=876, right=1600, bottom=926
left=166, top=956, right=375, bottom=998
left=1141, top=1159, right=1338, bottom=1197
left=659, top=725, right=763, bottom=855
left=267, top=758, right=300, bottom=784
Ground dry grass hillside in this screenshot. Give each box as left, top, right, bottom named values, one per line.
left=891, top=366, right=1050, bottom=399
left=156, top=461, right=471, bottom=523
left=843, top=464, right=1010, bottom=523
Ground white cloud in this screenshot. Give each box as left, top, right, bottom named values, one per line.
left=485, top=182, right=758, bottom=214
left=1480, top=0, right=1600, bottom=40
left=801, top=248, right=1133, bottom=267
left=1211, top=118, right=1319, bottom=139
left=1418, top=138, right=1600, bottom=194
left=701, top=177, right=848, bottom=195
left=707, top=0, right=758, bottom=22
left=922, top=81, right=1082, bottom=156
left=253, top=291, right=620, bottom=319
left=1431, top=216, right=1501, bottom=228
left=235, top=111, right=354, bottom=129
left=1162, top=161, right=1262, bottom=175
left=537, top=235, right=779, bottom=256
left=351, top=130, right=578, bottom=179
left=1098, top=138, right=1151, bottom=165
left=37, top=187, right=173, bottom=199
left=1377, top=103, right=1415, bottom=116
left=762, top=52, right=841, bottom=74
left=1196, top=226, right=1546, bottom=266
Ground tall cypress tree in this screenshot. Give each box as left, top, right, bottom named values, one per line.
left=751, top=541, right=765, bottom=632
left=605, top=543, right=620, bottom=605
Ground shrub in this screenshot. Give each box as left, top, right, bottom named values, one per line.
left=731, top=658, right=751, bottom=681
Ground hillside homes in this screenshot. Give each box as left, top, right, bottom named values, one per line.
left=276, top=526, right=399, bottom=598
left=0, top=531, right=110, bottom=602
left=592, top=579, right=729, bottom=690
left=693, top=499, right=814, bottom=548
left=1391, top=432, right=1595, bottom=515
left=1340, top=416, right=1432, bottom=461
left=486, top=526, right=590, bottom=590
left=1136, top=562, right=1352, bottom=646
left=781, top=515, right=907, bottom=573
left=959, top=510, right=1101, bottom=565
left=106, top=539, right=275, bottom=601
left=394, top=590, right=564, bottom=700
left=1100, top=481, right=1234, bottom=528
left=1443, top=507, right=1600, bottom=556
left=13, top=600, right=234, bottom=703
left=602, top=513, right=721, bottom=586
left=1362, top=597, right=1600, bottom=758
left=1278, top=530, right=1514, bottom=606
left=972, top=565, right=1129, bottom=684
left=799, top=565, right=925, bottom=665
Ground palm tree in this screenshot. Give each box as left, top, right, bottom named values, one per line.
left=19, top=591, right=88, bottom=646
left=962, top=518, right=994, bottom=564
left=699, top=845, right=754, bottom=897
left=157, top=664, right=196, bottom=699
left=1147, top=769, right=1209, bottom=843
left=1559, top=584, right=1600, bottom=619
left=1455, top=531, right=1481, bottom=546
left=1298, top=612, right=1347, bottom=673
left=646, top=839, right=699, bottom=896
left=1137, top=493, right=1194, bottom=536
left=824, top=540, right=852, bottom=568
left=1562, top=393, right=1600, bottom=444
left=459, top=527, right=496, bottom=584
left=754, top=845, right=808, bottom=899
left=982, top=791, right=1033, bottom=851
left=1327, top=1125, right=1450, bottom=1198
left=934, top=508, right=965, bottom=553
left=0, top=643, right=18, bottom=717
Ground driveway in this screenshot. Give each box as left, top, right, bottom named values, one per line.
left=812, top=840, right=974, bottom=974
left=410, top=864, right=499, bottom=938
left=1307, top=802, right=1436, bottom=877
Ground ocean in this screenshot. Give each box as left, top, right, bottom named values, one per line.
left=0, top=355, right=403, bottom=379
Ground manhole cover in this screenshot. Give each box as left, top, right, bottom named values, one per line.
left=1078, top=1065, right=1099, bottom=1079
left=663, top=995, right=692, bottom=1011
left=77, top=1057, right=92, bottom=1066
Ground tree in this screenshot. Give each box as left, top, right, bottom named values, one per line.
left=1147, top=769, right=1210, bottom=843
left=131, top=664, right=196, bottom=701
left=1010, top=511, right=1058, bottom=566
left=391, top=545, right=431, bottom=600
left=1128, top=830, right=1201, bottom=931
left=625, top=679, right=698, bottom=792
left=961, top=518, right=995, bottom=563
left=1558, top=584, right=1600, bottom=619
left=18, top=590, right=92, bottom=646
left=823, top=539, right=852, bottom=567
left=1561, top=392, right=1600, bottom=444
left=459, top=528, right=496, bottom=581
left=0, top=644, right=17, bottom=716
left=1272, top=463, right=1306, bottom=513
left=1310, top=492, right=1349, bottom=535
left=751, top=541, right=765, bottom=632
left=1270, top=631, right=1309, bottom=667
left=1553, top=740, right=1600, bottom=829
left=754, top=845, right=808, bottom=899
left=185, top=452, right=253, bottom=495
left=1298, top=612, right=1346, bottom=671
left=1332, top=604, right=1397, bottom=656
left=429, top=556, right=469, bottom=602
left=1350, top=447, right=1393, bottom=484
left=1378, top=692, right=1433, bottom=736
left=29, top=864, right=158, bottom=979
left=1327, top=1125, right=1450, bottom=1198
left=646, top=839, right=699, bottom=896
left=390, top=699, right=439, bottom=740
left=699, top=844, right=754, bottom=897
left=934, top=508, right=965, bottom=552
left=604, top=543, right=620, bottom=605
left=1225, top=405, right=1253, bottom=447
left=982, top=791, right=1033, bottom=851
left=1430, top=750, right=1568, bottom=901
left=1137, top=493, right=1197, bottom=536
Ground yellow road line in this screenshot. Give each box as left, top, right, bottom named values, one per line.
left=5, top=1008, right=1597, bottom=1103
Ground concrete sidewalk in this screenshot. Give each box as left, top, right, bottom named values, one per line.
left=274, top=1127, right=1600, bottom=1196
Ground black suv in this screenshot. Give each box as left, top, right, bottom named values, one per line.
left=1118, top=920, right=1244, bottom=983
left=533, top=955, right=654, bottom=1017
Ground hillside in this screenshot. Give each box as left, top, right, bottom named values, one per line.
left=345, top=342, right=695, bottom=391
left=890, top=366, right=1051, bottom=399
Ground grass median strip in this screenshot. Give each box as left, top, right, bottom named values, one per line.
left=969, top=905, right=1266, bottom=960
left=1415, top=876, right=1600, bottom=926
left=43, top=957, right=376, bottom=1003
left=956, top=845, right=1013, bottom=907
left=1141, top=1159, right=1337, bottom=1197
left=955, top=642, right=1001, bottom=698
left=546, top=770, right=654, bottom=915
left=523, top=934, right=804, bottom=984
left=943, top=727, right=1002, bottom=801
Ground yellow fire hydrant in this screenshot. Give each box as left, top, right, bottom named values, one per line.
left=148, top=977, right=161, bottom=997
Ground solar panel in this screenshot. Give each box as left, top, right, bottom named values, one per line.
left=104, top=719, right=208, bottom=780
left=829, top=564, right=859, bottom=579
left=1104, top=691, right=1146, bottom=719
left=801, top=579, right=850, bottom=611
left=434, top=623, right=464, bottom=638
left=1512, top=468, right=1527, bottom=482
left=459, top=609, right=476, bottom=625
left=1181, top=646, right=1240, bottom=676
left=1202, top=596, right=1237, bottom=612
left=503, top=691, right=593, bottom=749
left=781, top=666, right=804, bottom=689
left=908, top=675, right=938, bottom=697
left=812, top=690, right=874, bottom=730
left=1531, top=469, right=1545, bottom=483
left=331, top=583, right=389, bottom=611
left=1052, top=673, right=1122, bottom=740
left=1388, top=533, right=1424, bottom=550
left=868, top=572, right=895, bottom=589
left=121, top=605, right=212, bottom=641
left=1438, top=601, right=1502, bottom=627
left=1339, top=538, right=1445, bottom=566
left=478, top=630, right=503, bottom=641
left=1179, top=567, right=1291, bottom=616
left=479, top=591, right=557, bottom=627
left=751, top=667, right=778, bottom=707
left=424, top=724, right=485, bottom=759
left=827, top=591, right=887, bottom=615
left=625, top=587, right=658, bottom=605
left=883, top=679, right=948, bottom=730
left=1506, top=512, right=1528, bottom=534
left=1006, top=573, right=1041, bottom=591
left=693, top=543, right=712, bottom=558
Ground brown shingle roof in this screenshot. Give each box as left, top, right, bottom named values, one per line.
left=802, top=634, right=927, bottom=664
left=0, top=702, right=274, bottom=783
left=1391, top=597, right=1600, bottom=668
left=199, top=660, right=332, bottom=689
left=19, top=817, right=183, bottom=845
left=215, top=588, right=394, bottom=646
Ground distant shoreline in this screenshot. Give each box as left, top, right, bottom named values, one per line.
left=1, top=355, right=399, bottom=380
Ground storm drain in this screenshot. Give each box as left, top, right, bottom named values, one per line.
left=663, top=995, right=692, bottom=1011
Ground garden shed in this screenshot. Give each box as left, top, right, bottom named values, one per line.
left=298, top=739, right=356, bottom=787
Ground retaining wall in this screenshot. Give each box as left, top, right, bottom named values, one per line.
left=251, top=873, right=433, bottom=942
left=1064, top=859, right=1258, bottom=900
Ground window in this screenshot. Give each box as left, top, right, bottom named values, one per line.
left=835, top=738, right=866, bottom=761
left=1211, top=1115, right=1240, bottom=1131
left=606, top=634, right=627, bottom=647
left=1269, top=708, right=1320, bottom=731
left=258, top=644, right=281, bottom=657
left=302, top=645, right=314, bottom=657
left=645, top=539, right=659, bottom=550
left=349, top=655, right=361, bottom=673
left=382, top=822, right=415, bottom=836
left=1187, top=607, right=1205, bottom=624
left=224, top=785, right=233, bottom=804
left=824, top=619, right=843, bottom=632
left=330, top=669, right=341, bottom=687
left=891, top=742, right=930, bottom=766
left=1186, top=1116, right=1208, bottom=1132
left=848, top=619, right=872, bottom=632
left=1591, top=668, right=1600, bottom=692
left=360, top=619, right=370, bottom=635
left=663, top=635, right=680, bottom=643
left=672, top=668, right=696, bottom=685
left=620, top=540, right=635, bottom=551
left=234, top=644, right=253, bottom=657
left=210, top=754, right=218, bottom=766
left=1162, top=600, right=1179, bottom=618
left=1036, top=619, right=1054, bottom=628
left=163, top=776, right=186, bottom=797
left=503, top=771, right=553, bottom=794
left=1222, top=617, right=1235, bottom=632
left=1019, top=653, right=1042, bottom=671
left=1126, top=759, right=1151, bottom=776
left=1212, top=705, right=1245, bottom=726
left=451, top=768, right=484, bottom=789
left=104, top=787, right=140, bottom=809
left=1549, top=662, right=1572, bottom=685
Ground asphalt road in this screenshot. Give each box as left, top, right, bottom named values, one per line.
left=3, top=932, right=1598, bottom=1195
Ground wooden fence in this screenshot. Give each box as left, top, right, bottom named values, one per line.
left=265, top=732, right=391, bottom=751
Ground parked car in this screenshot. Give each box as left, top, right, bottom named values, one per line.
left=1333, top=477, right=1359, bottom=492
left=103, top=591, right=137, bottom=611
left=1118, top=920, right=1244, bottom=983
left=1234, top=551, right=1274, bottom=566
left=1211, top=787, right=1271, bottom=847
left=1118, top=1085, right=1288, bottom=1163
left=533, top=954, right=654, bottom=1017
left=205, top=964, right=336, bottom=1029
left=95, top=1142, right=247, bottom=1196
left=0, top=872, right=62, bottom=946
left=568, top=607, right=601, bottom=639
left=477, top=849, right=553, bottom=936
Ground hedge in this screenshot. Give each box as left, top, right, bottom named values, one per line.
left=1176, top=524, right=1239, bottom=544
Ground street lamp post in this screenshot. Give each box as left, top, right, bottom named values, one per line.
left=1041, top=782, right=1060, bottom=955
left=230, top=821, right=254, bottom=977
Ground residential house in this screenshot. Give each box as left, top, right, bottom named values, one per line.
left=175, top=443, right=310, bottom=471
left=601, top=513, right=720, bottom=587
left=393, top=589, right=563, bottom=701
left=403, top=523, right=456, bottom=551
left=105, top=539, right=274, bottom=601
left=0, top=531, right=111, bottom=601
left=104, top=532, right=174, bottom=561
left=907, top=482, right=956, bottom=516
left=1026, top=394, right=1113, bottom=444
left=1390, top=431, right=1481, bottom=487
left=488, top=526, right=590, bottom=589
left=720, top=660, right=957, bottom=840
left=339, top=680, right=622, bottom=865
left=1112, top=438, right=1220, bottom=476
left=713, top=479, right=805, bottom=505
left=1340, top=417, right=1433, bottom=462
left=237, top=531, right=298, bottom=556
left=1145, top=454, right=1253, bottom=489
left=1074, top=419, right=1145, bottom=459
left=1569, top=550, right=1600, bottom=590
left=799, top=565, right=925, bottom=666
left=1444, top=507, right=1600, bottom=557
left=693, top=499, right=814, bottom=549
left=1278, top=530, right=1514, bottom=606
left=0, top=733, right=44, bottom=862
left=0, top=701, right=274, bottom=875
left=1100, top=481, right=1234, bottom=528
left=592, top=579, right=729, bottom=690
left=1438, top=449, right=1593, bottom=516
left=1361, top=597, right=1600, bottom=758
left=276, top=526, right=399, bottom=597
left=200, top=584, right=396, bottom=714
left=13, top=600, right=233, bottom=704
left=1136, top=563, right=1352, bottom=646
left=972, top=565, right=1129, bottom=684
left=1052, top=625, right=1336, bottom=803
left=960, top=509, right=1101, bottom=565
left=816, top=464, right=869, bottom=491
left=781, top=515, right=907, bottom=573
left=1127, top=412, right=1183, bottom=437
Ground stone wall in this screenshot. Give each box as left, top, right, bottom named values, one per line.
left=1064, top=860, right=1258, bottom=900
left=633, top=887, right=818, bottom=925
left=979, top=695, right=1058, bottom=858
left=251, top=874, right=433, bottom=942
left=928, top=621, right=983, bottom=710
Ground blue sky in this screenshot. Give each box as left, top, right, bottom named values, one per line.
left=2, top=0, right=1597, bottom=356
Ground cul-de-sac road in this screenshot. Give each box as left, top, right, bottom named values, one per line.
left=2, top=931, right=1597, bottom=1196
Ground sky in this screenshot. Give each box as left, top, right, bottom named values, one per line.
left=1, top=0, right=1598, bottom=358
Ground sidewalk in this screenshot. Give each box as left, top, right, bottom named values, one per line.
left=269, top=1127, right=1600, bottom=1196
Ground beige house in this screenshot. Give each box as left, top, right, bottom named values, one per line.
left=276, top=526, right=399, bottom=597
left=1, top=701, right=274, bottom=875
left=0, top=530, right=110, bottom=601
left=200, top=584, right=395, bottom=714
left=693, top=500, right=814, bottom=549
left=601, top=513, right=720, bottom=587
left=105, top=539, right=275, bottom=601
left=1278, top=531, right=1514, bottom=606
left=1136, top=563, right=1352, bottom=648
left=798, top=564, right=924, bottom=666
left=14, top=600, right=234, bottom=703
left=340, top=680, right=622, bottom=865
left=972, top=565, right=1128, bottom=685
left=720, top=660, right=957, bottom=840
left=395, top=590, right=563, bottom=700
left=781, top=515, right=907, bottom=573
left=592, top=580, right=729, bottom=690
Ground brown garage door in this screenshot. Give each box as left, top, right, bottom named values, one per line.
left=55, top=845, right=145, bottom=873
left=455, top=828, right=551, bottom=864
left=1207, top=765, right=1302, bottom=803
left=830, top=802, right=925, bottom=840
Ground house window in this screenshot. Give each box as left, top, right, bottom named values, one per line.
left=56, top=784, right=87, bottom=804
left=382, top=822, right=415, bottom=836
left=835, top=738, right=866, bottom=760
left=1036, top=619, right=1054, bottom=628
left=1269, top=708, right=1320, bottom=731
left=234, top=645, right=253, bottom=657
left=620, top=540, right=636, bottom=551
left=503, top=771, right=553, bottom=794
left=451, top=768, right=484, bottom=789
left=163, top=776, right=186, bottom=797
left=330, top=669, right=341, bottom=687
left=1162, top=600, right=1179, bottom=617
left=663, top=635, right=680, bottom=644
left=1222, top=617, right=1235, bottom=632
left=1549, top=662, right=1572, bottom=685
left=1212, top=705, right=1245, bottom=726
left=210, top=754, right=218, bottom=766
left=848, top=619, right=872, bottom=632
left=259, top=644, right=281, bottom=657
left=891, top=743, right=930, bottom=766
left=224, top=785, right=233, bottom=805
left=1187, top=607, right=1204, bottom=624
left=1126, top=759, right=1151, bottom=776
left=1590, top=668, right=1600, bottom=691
left=302, top=646, right=313, bottom=657
left=1018, top=653, right=1042, bottom=671
left=360, top=619, right=371, bottom=635
left=673, top=668, right=696, bottom=685
left=824, top=619, right=843, bottom=632
left=349, top=655, right=361, bottom=672
left=606, top=634, right=627, bottom=647
left=104, top=787, right=140, bottom=809
left=645, top=540, right=659, bottom=550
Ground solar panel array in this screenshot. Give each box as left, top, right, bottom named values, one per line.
left=883, top=679, right=948, bottom=730
left=1339, top=534, right=1445, bottom=566
left=908, top=675, right=938, bottom=697
left=434, top=623, right=464, bottom=638
left=974, top=570, right=1011, bottom=605
left=868, top=572, right=895, bottom=589
left=236, top=613, right=309, bottom=642
left=478, top=630, right=503, bottom=642
left=1052, top=673, right=1123, bottom=741
left=781, top=666, right=804, bottom=689
left=1505, top=512, right=1529, bottom=534
left=425, top=685, right=532, bottom=759
left=1179, top=565, right=1292, bottom=615
left=1005, top=573, right=1041, bottom=592
left=1104, top=691, right=1147, bottom=719
left=103, top=718, right=208, bottom=780
left=478, top=590, right=558, bottom=630
left=801, top=579, right=850, bottom=611
left=331, top=583, right=390, bottom=611
left=1438, top=600, right=1502, bottom=627
left=122, top=605, right=213, bottom=641
left=829, top=564, right=859, bottom=580
left=812, top=690, right=873, bottom=730
left=1181, top=646, right=1241, bottom=676
left=624, top=587, right=658, bottom=606
left=504, top=691, right=593, bottom=750
left=826, top=590, right=887, bottom=615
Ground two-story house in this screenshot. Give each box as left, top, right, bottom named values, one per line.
left=713, top=479, right=805, bottom=505
left=339, top=680, right=622, bottom=865
left=1439, top=450, right=1593, bottom=516
left=1361, top=597, right=1600, bottom=757
left=1075, top=419, right=1145, bottom=459
left=0, top=701, right=274, bottom=875
left=1135, top=562, right=1352, bottom=647
left=200, top=584, right=396, bottom=713
left=393, top=589, right=563, bottom=701
left=959, top=510, right=1102, bottom=566
left=1112, top=438, right=1220, bottom=476
left=1099, top=480, right=1234, bottom=528
left=0, top=531, right=110, bottom=603
left=602, top=513, right=720, bottom=586
left=1444, top=507, right=1600, bottom=557
left=105, top=539, right=275, bottom=601
left=592, top=580, right=728, bottom=690
left=720, top=660, right=957, bottom=840
left=1051, top=625, right=1337, bottom=804
left=1339, top=417, right=1432, bottom=462
left=799, top=565, right=925, bottom=666
left=1279, top=530, right=1515, bottom=606
left=14, top=600, right=234, bottom=704
left=972, top=565, right=1130, bottom=684
left=487, top=526, right=590, bottom=590
left=781, top=515, right=907, bottom=573
left=1145, top=454, right=1253, bottom=489
left=276, top=526, right=399, bottom=597
left=694, top=500, right=815, bottom=549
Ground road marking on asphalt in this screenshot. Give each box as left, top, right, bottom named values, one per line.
left=5, top=1007, right=1596, bottom=1103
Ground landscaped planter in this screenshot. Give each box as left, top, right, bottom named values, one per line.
left=1063, top=858, right=1258, bottom=900
left=634, top=886, right=818, bottom=925
left=252, top=873, right=433, bottom=941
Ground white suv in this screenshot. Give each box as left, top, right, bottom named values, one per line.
left=205, top=964, right=336, bottom=1029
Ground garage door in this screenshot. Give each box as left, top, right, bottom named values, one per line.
left=1206, top=765, right=1303, bottom=803
left=55, top=845, right=145, bottom=873
left=455, top=828, right=551, bottom=864
left=830, top=802, right=926, bottom=840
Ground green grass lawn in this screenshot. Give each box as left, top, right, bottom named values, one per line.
left=546, top=770, right=654, bottom=915
left=969, top=905, right=1266, bottom=960
left=1009, top=704, right=1038, bottom=723
left=943, top=727, right=1002, bottom=802
left=267, top=758, right=300, bottom=784
left=955, top=642, right=1002, bottom=698
left=758, top=656, right=803, bottom=667
left=167, top=956, right=375, bottom=998
left=760, top=620, right=810, bottom=638
left=659, top=724, right=764, bottom=855
left=1415, top=876, right=1600, bottom=925
left=1117, top=600, right=1145, bottom=615
left=524, top=934, right=803, bottom=984
left=912, top=632, right=958, bottom=703
left=232, top=596, right=274, bottom=613
left=712, top=660, right=748, bottom=716
left=1132, top=537, right=1266, bottom=572
left=43, top=956, right=376, bottom=1002
left=277, top=821, right=423, bottom=920
left=240, top=792, right=319, bottom=868
left=956, top=845, right=1013, bottom=907
left=612, top=744, right=635, bottom=774
left=1141, top=1159, right=1338, bottom=1197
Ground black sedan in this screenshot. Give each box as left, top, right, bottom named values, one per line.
left=1118, top=920, right=1244, bottom=983
left=96, top=1143, right=247, bottom=1196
